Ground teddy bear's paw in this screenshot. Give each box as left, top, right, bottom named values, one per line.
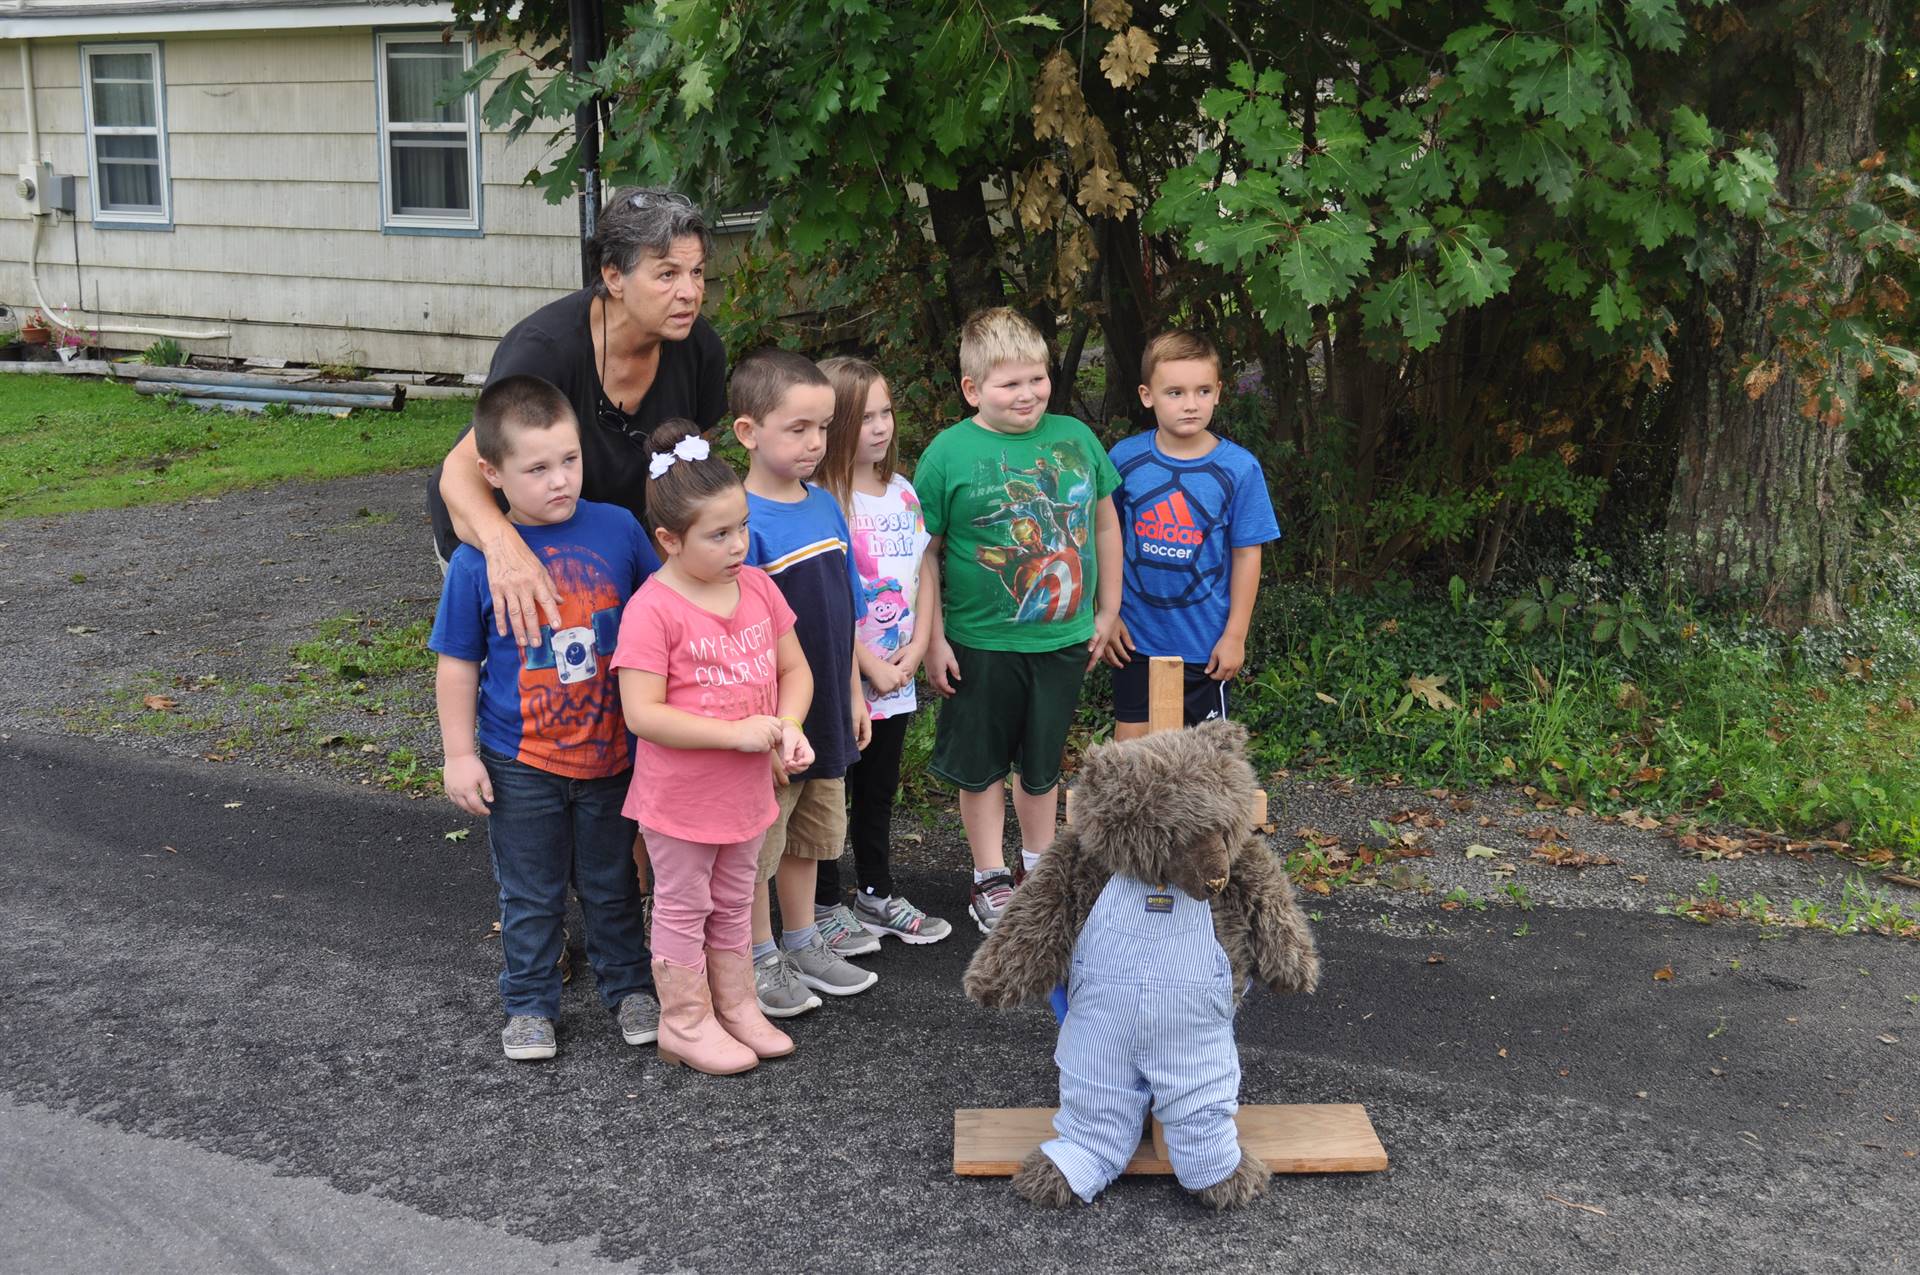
left=1191, top=1150, right=1271, bottom=1210
left=1011, top=1149, right=1080, bottom=1208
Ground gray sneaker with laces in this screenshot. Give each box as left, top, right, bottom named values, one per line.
left=501, top=1014, right=556, bottom=1061
left=816, top=903, right=882, bottom=956
left=785, top=931, right=879, bottom=996
left=617, top=992, right=659, bottom=1045
left=969, top=871, right=1016, bottom=935
left=754, top=949, right=823, bottom=1019
left=852, top=892, right=953, bottom=945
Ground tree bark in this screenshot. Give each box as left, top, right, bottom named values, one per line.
left=924, top=172, right=1007, bottom=341
left=1663, top=0, right=1890, bottom=629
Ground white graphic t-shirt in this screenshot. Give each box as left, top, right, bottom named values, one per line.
left=849, top=474, right=932, bottom=720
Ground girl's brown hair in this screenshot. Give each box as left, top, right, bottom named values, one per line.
left=644, top=418, right=741, bottom=540
left=817, top=357, right=895, bottom=514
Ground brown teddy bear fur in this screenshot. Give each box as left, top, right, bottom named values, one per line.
left=963, top=720, right=1319, bottom=1208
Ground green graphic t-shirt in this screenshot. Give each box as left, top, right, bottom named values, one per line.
left=914, top=413, right=1121, bottom=652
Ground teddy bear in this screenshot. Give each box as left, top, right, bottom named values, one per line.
left=963, top=719, right=1320, bottom=1210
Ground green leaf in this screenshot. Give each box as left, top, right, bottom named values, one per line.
left=679, top=59, right=715, bottom=114
left=1667, top=148, right=1711, bottom=192
left=1619, top=623, right=1640, bottom=658
left=1669, top=105, right=1713, bottom=149
left=1591, top=282, right=1621, bottom=332
left=1625, top=0, right=1686, bottom=52
left=1005, top=13, right=1060, bottom=28
left=1434, top=225, right=1514, bottom=307
left=1592, top=617, right=1616, bottom=643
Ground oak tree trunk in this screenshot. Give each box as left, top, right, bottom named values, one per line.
left=1663, top=0, right=1890, bottom=628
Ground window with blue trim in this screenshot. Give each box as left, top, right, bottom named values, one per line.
left=376, top=32, right=480, bottom=232
left=81, top=43, right=169, bottom=224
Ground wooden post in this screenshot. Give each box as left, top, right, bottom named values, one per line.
left=1146, top=655, right=1186, bottom=735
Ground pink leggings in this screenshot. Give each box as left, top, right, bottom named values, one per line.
left=640, top=826, right=765, bottom=968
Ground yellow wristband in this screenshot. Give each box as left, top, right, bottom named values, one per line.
left=779, top=716, right=804, bottom=730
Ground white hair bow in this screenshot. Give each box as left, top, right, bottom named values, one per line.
left=648, top=434, right=712, bottom=478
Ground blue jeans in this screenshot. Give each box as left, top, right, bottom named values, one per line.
left=481, top=747, right=652, bottom=1019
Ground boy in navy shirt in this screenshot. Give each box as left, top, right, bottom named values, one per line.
left=1105, top=332, right=1280, bottom=738
left=730, top=349, right=879, bottom=1014
left=430, top=375, right=661, bottom=1061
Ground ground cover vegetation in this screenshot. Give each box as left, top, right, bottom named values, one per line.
left=0, top=377, right=470, bottom=518
left=455, top=0, right=1920, bottom=870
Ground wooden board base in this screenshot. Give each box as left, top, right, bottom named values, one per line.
left=953, top=1104, right=1386, bottom=1176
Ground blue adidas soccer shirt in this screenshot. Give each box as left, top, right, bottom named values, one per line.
left=1108, top=433, right=1281, bottom=665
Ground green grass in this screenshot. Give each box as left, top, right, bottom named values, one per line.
left=1199, top=579, right=1920, bottom=871
left=0, top=374, right=472, bottom=518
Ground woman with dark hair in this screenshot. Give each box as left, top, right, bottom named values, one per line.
left=430, top=187, right=728, bottom=646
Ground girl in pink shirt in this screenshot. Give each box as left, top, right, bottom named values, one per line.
left=613, top=419, right=815, bottom=1075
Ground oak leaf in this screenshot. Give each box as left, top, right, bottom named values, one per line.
left=1406, top=673, right=1458, bottom=712
left=1100, top=27, right=1158, bottom=89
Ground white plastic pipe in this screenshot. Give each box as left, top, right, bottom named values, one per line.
left=28, top=215, right=231, bottom=341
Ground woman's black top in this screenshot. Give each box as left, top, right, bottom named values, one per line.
left=427, top=286, right=728, bottom=560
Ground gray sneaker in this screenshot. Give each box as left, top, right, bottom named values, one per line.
left=816, top=903, right=882, bottom=957
left=501, top=1015, right=556, bottom=1061
left=785, top=931, right=879, bottom=996
left=617, top=992, right=659, bottom=1046
left=755, top=949, right=823, bottom=1019
left=969, top=871, right=1016, bottom=935
left=853, top=892, right=953, bottom=946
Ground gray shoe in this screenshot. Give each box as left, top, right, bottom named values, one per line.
left=785, top=931, right=879, bottom=997
left=816, top=903, right=882, bottom=957
left=969, top=871, right=1016, bottom=935
left=755, top=949, right=822, bottom=1019
left=501, top=1015, right=556, bottom=1061
left=853, top=891, right=953, bottom=946
left=617, top=992, right=659, bottom=1046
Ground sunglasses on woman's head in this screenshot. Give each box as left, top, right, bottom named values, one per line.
left=629, top=191, right=693, bottom=211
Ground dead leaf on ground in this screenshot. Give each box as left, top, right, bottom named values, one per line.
left=1465, top=845, right=1502, bottom=859
left=1426, top=953, right=1446, bottom=964
left=1879, top=1034, right=1900, bottom=1045
left=142, top=694, right=178, bottom=712
left=1522, top=825, right=1567, bottom=843
left=65, top=625, right=98, bottom=635
left=1407, top=673, right=1459, bottom=712
left=1653, top=966, right=1674, bottom=981
left=1530, top=845, right=1620, bottom=869
left=223, top=801, right=243, bottom=809
left=1544, top=1193, right=1608, bottom=1217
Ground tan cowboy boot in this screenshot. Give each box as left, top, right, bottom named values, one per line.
left=652, top=958, right=756, bottom=1075
left=706, top=948, right=795, bottom=1059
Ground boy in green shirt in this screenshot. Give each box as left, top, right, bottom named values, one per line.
left=915, top=307, right=1123, bottom=934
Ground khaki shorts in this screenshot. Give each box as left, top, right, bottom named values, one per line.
left=757, top=777, right=848, bottom=879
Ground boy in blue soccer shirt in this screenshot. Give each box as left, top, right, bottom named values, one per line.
left=1104, top=332, right=1280, bottom=739
left=430, top=375, right=661, bottom=1061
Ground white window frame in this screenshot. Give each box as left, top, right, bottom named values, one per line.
left=79, top=41, right=170, bottom=227
left=375, top=30, right=482, bottom=233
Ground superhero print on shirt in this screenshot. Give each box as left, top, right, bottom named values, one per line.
left=514, top=549, right=627, bottom=773
left=971, top=443, right=1094, bottom=623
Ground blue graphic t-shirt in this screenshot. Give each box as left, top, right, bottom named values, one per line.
left=1109, top=433, right=1280, bottom=665
left=745, top=485, right=867, bottom=781
left=429, top=500, right=659, bottom=779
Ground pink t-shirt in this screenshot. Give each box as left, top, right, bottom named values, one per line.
left=610, top=566, right=797, bottom=843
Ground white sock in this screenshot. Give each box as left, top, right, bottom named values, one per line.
left=1021, top=848, right=1042, bottom=874
left=973, top=867, right=1003, bottom=883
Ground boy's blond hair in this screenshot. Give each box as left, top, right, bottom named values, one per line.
left=959, top=306, right=1051, bottom=386
left=1139, top=330, right=1221, bottom=387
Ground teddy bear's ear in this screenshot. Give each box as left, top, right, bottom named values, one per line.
left=1192, top=718, right=1250, bottom=757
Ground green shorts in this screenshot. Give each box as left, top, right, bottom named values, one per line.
left=930, top=640, right=1087, bottom=795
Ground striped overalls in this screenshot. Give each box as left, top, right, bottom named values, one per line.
left=1043, top=874, right=1242, bottom=1200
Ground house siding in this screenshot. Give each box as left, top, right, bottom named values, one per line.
left=0, top=27, right=622, bottom=374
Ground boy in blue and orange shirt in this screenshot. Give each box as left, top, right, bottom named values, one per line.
left=430, top=375, right=661, bottom=1062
